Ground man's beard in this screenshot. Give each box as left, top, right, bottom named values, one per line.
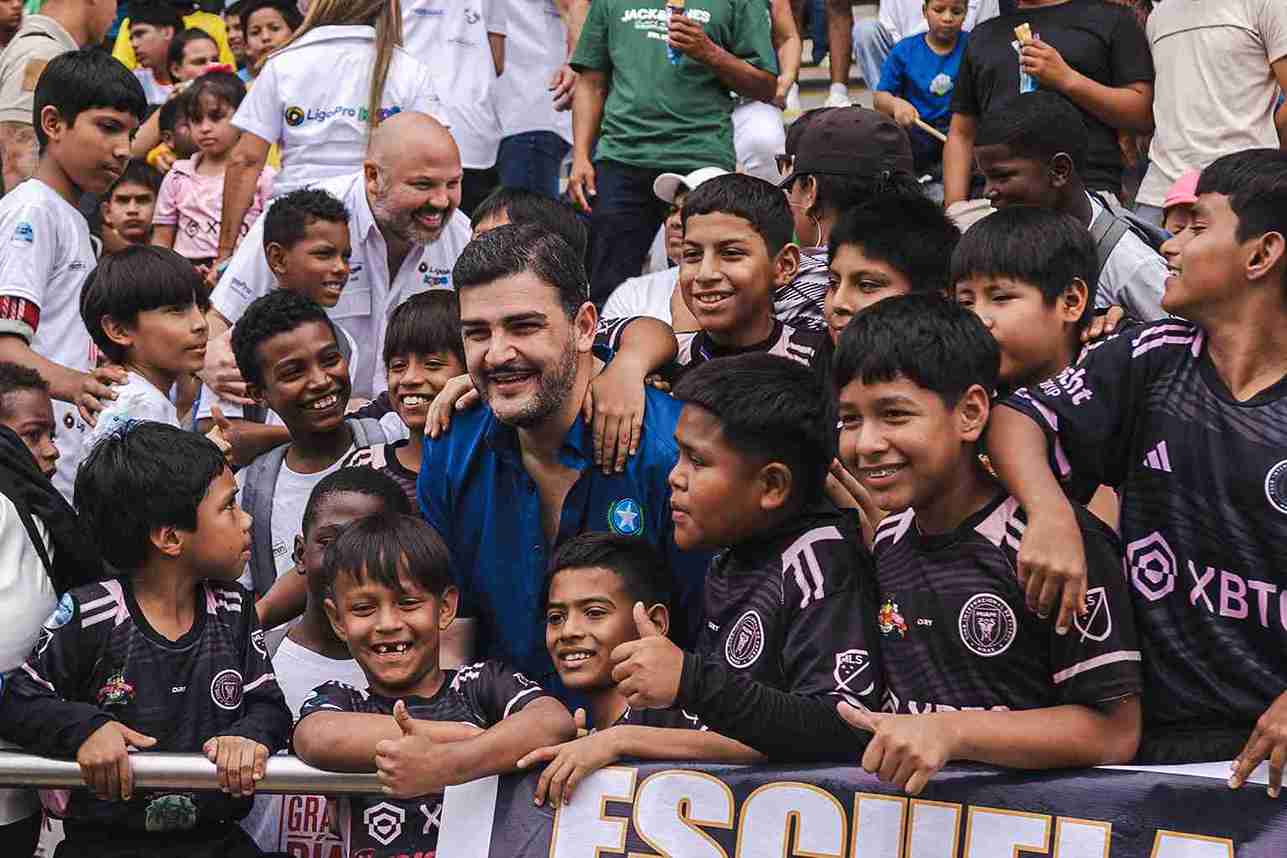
left=475, top=338, right=579, bottom=429
left=371, top=189, right=449, bottom=245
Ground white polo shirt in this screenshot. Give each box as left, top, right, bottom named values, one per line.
left=403, top=0, right=507, bottom=170
left=495, top=0, right=571, bottom=143
left=211, top=171, right=472, bottom=397
left=0, top=180, right=98, bottom=502
left=232, top=25, right=446, bottom=195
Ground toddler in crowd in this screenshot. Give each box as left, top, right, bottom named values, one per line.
left=0, top=422, right=291, bottom=858
left=154, top=71, right=276, bottom=271
left=874, top=0, right=969, bottom=176
left=293, top=513, right=574, bottom=858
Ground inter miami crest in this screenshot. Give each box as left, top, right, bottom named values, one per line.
left=209, top=669, right=244, bottom=710
left=958, top=593, right=1017, bottom=657
left=724, top=610, right=765, bottom=669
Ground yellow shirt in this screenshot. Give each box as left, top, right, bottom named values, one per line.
left=111, top=11, right=236, bottom=70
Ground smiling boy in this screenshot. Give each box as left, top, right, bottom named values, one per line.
left=986, top=150, right=1287, bottom=786
left=833, top=294, right=1141, bottom=795
left=0, top=49, right=146, bottom=499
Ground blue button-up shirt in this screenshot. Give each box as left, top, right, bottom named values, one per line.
left=417, top=388, right=711, bottom=687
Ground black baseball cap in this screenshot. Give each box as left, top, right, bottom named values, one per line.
left=779, top=107, right=916, bottom=188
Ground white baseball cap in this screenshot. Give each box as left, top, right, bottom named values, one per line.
left=653, top=167, right=728, bottom=205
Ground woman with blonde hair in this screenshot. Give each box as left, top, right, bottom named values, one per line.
left=214, top=0, right=445, bottom=270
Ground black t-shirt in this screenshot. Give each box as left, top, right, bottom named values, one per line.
left=299, top=662, right=549, bottom=858
left=872, top=493, right=1140, bottom=715
left=671, top=319, right=833, bottom=390
left=1002, top=320, right=1287, bottom=762
left=951, top=0, right=1153, bottom=194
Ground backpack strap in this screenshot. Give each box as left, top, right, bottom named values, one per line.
left=0, top=469, right=53, bottom=577
left=1089, top=206, right=1132, bottom=282
left=240, top=443, right=289, bottom=598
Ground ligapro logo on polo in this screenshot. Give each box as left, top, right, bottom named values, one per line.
left=284, top=105, right=404, bottom=127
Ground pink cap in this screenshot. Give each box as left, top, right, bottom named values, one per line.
left=1163, top=169, right=1201, bottom=212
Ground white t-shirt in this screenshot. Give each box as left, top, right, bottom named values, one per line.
left=212, top=172, right=473, bottom=396
left=0, top=179, right=98, bottom=501
left=1088, top=193, right=1168, bottom=321
left=603, top=267, right=677, bottom=327
left=133, top=68, right=173, bottom=106
left=87, top=371, right=178, bottom=447
left=403, top=0, right=507, bottom=168
left=0, top=496, right=56, bottom=824
left=232, top=25, right=445, bottom=195
left=240, top=636, right=367, bottom=854
left=878, top=0, right=999, bottom=42
left=1139, top=0, right=1287, bottom=207
left=494, top=0, right=572, bottom=143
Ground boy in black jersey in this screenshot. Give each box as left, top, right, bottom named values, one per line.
left=611, top=353, right=879, bottom=760
left=988, top=149, right=1287, bottom=790
left=518, top=533, right=761, bottom=807
left=0, top=422, right=291, bottom=857
left=293, top=514, right=574, bottom=858
left=669, top=175, right=831, bottom=386
left=833, top=295, right=1141, bottom=796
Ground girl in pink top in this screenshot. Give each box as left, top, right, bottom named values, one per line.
left=153, top=70, right=275, bottom=272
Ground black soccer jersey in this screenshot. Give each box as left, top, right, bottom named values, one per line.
left=872, top=494, right=1140, bottom=715
left=670, top=320, right=832, bottom=387
left=297, top=661, right=549, bottom=858
left=611, top=704, right=706, bottom=731
left=674, top=504, right=881, bottom=760
left=0, top=578, right=291, bottom=834
left=1001, top=320, right=1287, bottom=759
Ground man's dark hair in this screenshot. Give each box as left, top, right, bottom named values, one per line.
left=0, top=362, right=49, bottom=420
left=184, top=69, right=247, bottom=117
left=302, top=467, right=410, bottom=538
left=33, top=48, right=148, bottom=149
left=107, top=159, right=162, bottom=197
left=472, top=187, right=588, bottom=258
left=975, top=91, right=1088, bottom=173
left=323, top=513, right=452, bottom=597
left=949, top=206, right=1098, bottom=328
left=829, top=193, right=961, bottom=294
left=130, top=2, right=184, bottom=32
left=681, top=174, right=794, bottom=256
left=453, top=222, right=588, bottom=320
left=74, top=421, right=227, bottom=570
left=383, top=290, right=464, bottom=367
left=791, top=172, right=924, bottom=222
left=264, top=188, right=350, bottom=250
left=231, top=289, right=339, bottom=388
left=1197, top=149, right=1287, bottom=254
left=238, top=0, right=304, bottom=35
left=673, top=353, right=832, bottom=508
left=543, top=532, right=673, bottom=616
left=80, top=246, right=211, bottom=364
left=833, top=293, right=999, bottom=406
left=166, top=27, right=218, bottom=73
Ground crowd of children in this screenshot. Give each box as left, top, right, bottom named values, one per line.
left=0, top=0, right=1284, bottom=856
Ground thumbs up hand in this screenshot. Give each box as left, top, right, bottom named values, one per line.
left=609, top=602, right=684, bottom=710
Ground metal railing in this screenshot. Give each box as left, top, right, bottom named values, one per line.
left=0, top=751, right=380, bottom=795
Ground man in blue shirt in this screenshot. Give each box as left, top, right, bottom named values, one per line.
left=417, top=222, right=710, bottom=691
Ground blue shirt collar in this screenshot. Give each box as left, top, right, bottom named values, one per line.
left=482, top=410, right=593, bottom=472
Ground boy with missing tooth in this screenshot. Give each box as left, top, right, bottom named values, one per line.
left=293, top=514, right=573, bottom=858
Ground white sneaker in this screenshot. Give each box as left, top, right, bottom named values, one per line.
left=824, top=83, right=852, bottom=109
left=785, top=83, right=801, bottom=112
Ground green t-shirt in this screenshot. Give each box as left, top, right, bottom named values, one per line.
left=571, top=0, right=777, bottom=172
